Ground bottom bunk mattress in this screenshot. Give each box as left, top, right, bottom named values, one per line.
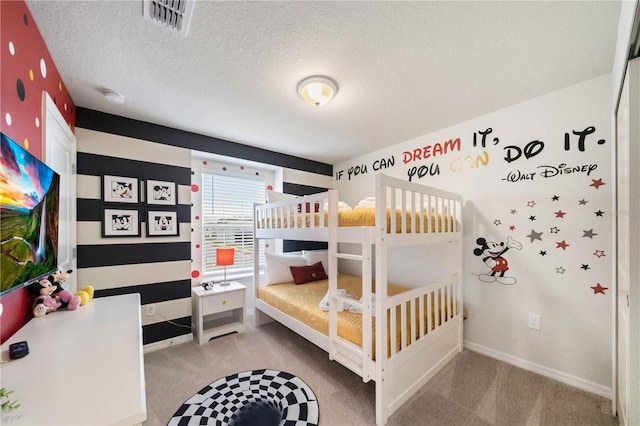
left=257, top=274, right=453, bottom=357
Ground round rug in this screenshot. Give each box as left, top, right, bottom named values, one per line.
left=167, top=369, right=319, bottom=426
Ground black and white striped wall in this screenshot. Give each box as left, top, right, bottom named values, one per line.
left=76, top=127, right=192, bottom=345
left=76, top=108, right=332, bottom=348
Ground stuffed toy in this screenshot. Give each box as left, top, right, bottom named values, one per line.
left=51, top=269, right=95, bottom=307
left=27, top=269, right=94, bottom=318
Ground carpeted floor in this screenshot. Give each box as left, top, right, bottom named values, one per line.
left=143, top=320, right=618, bottom=426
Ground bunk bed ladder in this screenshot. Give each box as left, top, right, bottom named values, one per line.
left=327, top=189, right=375, bottom=381
left=331, top=243, right=375, bottom=381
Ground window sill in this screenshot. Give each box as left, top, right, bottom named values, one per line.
left=201, top=271, right=256, bottom=284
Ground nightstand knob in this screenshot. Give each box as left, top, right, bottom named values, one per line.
left=222, top=300, right=227, bottom=305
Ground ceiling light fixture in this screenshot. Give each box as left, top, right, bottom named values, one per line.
left=296, top=76, right=338, bottom=107
left=102, top=90, right=125, bottom=104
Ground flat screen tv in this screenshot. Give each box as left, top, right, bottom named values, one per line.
left=1, top=133, right=60, bottom=294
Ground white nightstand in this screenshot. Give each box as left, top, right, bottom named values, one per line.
left=192, top=281, right=246, bottom=345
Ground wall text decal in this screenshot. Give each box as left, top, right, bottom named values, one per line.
left=449, top=150, right=490, bottom=173
left=334, top=126, right=606, bottom=184
left=335, top=155, right=395, bottom=181
left=407, top=163, right=440, bottom=182
left=472, top=128, right=500, bottom=148
left=402, top=138, right=461, bottom=164
left=501, top=162, right=598, bottom=183
left=503, top=126, right=606, bottom=164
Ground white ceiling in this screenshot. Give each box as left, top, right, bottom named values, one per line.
left=26, top=1, right=621, bottom=165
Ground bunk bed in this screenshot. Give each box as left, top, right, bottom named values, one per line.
left=252, top=173, right=463, bottom=426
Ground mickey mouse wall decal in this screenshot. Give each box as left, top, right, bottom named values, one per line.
left=473, top=236, right=523, bottom=285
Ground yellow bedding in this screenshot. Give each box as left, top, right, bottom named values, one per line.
left=259, top=207, right=455, bottom=233
left=258, top=274, right=451, bottom=358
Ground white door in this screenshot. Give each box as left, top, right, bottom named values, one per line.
left=616, top=57, right=640, bottom=426
left=41, top=92, right=77, bottom=293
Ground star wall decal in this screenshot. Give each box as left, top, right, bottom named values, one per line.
left=590, top=283, right=608, bottom=294
left=539, top=250, right=547, bottom=256
left=595, top=210, right=604, bottom=217
left=583, top=229, right=598, bottom=239
left=579, top=199, right=588, bottom=205
left=550, top=227, right=560, bottom=234
left=509, top=225, right=516, bottom=231
left=529, top=215, right=536, bottom=221
left=581, top=264, right=590, bottom=271
left=551, top=195, right=559, bottom=201
left=527, top=200, right=536, bottom=207
left=526, top=229, right=543, bottom=242
left=510, top=209, right=517, bottom=215
left=594, top=249, right=606, bottom=258
left=494, top=219, right=501, bottom=226
left=590, top=178, right=605, bottom=189
left=554, top=210, right=566, bottom=218
left=556, top=240, right=570, bottom=250
left=556, top=267, right=566, bottom=274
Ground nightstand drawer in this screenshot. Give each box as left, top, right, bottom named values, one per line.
left=201, top=290, right=244, bottom=315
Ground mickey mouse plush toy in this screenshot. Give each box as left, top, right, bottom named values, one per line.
left=28, top=269, right=82, bottom=317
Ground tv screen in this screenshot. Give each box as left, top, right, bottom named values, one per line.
left=1, top=133, right=60, bottom=294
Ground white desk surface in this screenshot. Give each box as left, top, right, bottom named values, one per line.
left=0, top=293, right=147, bottom=425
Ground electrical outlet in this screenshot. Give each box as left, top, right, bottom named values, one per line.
left=146, top=304, right=156, bottom=316
left=528, top=313, right=541, bottom=330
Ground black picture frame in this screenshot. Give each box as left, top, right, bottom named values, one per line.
left=147, top=210, right=179, bottom=237
left=145, top=179, right=177, bottom=206
left=101, top=208, right=141, bottom=237
left=101, top=175, right=139, bottom=204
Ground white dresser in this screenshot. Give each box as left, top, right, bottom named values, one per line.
left=0, top=294, right=146, bottom=425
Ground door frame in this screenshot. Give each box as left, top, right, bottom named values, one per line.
left=41, top=91, right=77, bottom=292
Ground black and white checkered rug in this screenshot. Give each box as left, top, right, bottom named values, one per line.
left=167, top=369, right=319, bottom=426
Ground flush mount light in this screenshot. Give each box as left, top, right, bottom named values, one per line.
left=102, top=89, right=125, bottom=104
left=296, top=76, right=338, bottom=107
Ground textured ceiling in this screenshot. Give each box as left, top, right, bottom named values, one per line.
left=26, top=1, right=621, bottom=165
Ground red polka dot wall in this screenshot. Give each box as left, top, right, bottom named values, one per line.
left=191, top=181, right=201, bottom=280
left=0, top=1, right=76, bottom=159
left=0, top=0, right=76, bottom=343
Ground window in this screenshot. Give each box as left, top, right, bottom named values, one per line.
left=201, top=172, right=266, bottom=278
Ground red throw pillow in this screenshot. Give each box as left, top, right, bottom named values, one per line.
left=289, top=262, right=328, bottom=284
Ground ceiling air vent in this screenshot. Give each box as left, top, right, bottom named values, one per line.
left=143, top=0, right=194, bottom=36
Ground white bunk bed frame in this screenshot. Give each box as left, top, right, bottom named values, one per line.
left=253, top=173, right=463, bottom=425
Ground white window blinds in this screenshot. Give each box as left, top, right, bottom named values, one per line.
left=202, top=172, right=266, bottom=276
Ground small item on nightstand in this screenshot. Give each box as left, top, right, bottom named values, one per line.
left=202, top=282, right=214, bottom=290
left=9, top=341, right=29, bottom=359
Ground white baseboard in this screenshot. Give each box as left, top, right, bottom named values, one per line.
left=144, top=333, right=194, bottom=354
left=463, top=340, right=613, bottom=400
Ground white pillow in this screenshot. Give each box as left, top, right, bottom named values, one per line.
left=265, top=252, right=307, bottom=285
left=338, top=201, right=352, bottom=211
left=355, top=196, right=375, bottom=209
left=302, top=250, right=329, bottom=272
left=266, top=190, right=296, bottom=203
left=323, top=201, right=352, bottom=211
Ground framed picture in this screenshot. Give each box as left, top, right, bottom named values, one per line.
left=146, top=179, right=177, bottom=206
left=102, top=208, right=140, bottom=237
left=147, top=210, right=179, bottom=237
left=102, top=175, right=139, bottom=204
